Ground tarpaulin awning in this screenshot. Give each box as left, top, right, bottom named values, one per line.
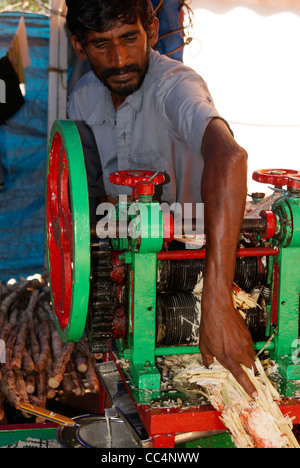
left=0, top=13, right=49, bottom=282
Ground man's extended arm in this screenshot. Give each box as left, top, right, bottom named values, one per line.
left=200, top=117, right=257, bottom=398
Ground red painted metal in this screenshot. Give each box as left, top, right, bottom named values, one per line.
left=112, top=305, right=126, bottom=340
left=253, top=169, right=300, bottom=187
left=152, top=434, right=175, bottom=448
left=110, top=251, right=125, bottom=285
left=162, top=212, right=174, bottom=244
left=109, top=170, right=165, bottom=199
left=47, top=132, right=73, bottom=331
left=157, top=247, right=278, bottom=261
left=109, top=170, right=165, bottom=188
left=288, top=175, right=300, bottom=190
left=260, top=210, right=277, bottom=239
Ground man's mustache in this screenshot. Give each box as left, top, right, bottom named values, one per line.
left=102, top=64, right=142, bottom=79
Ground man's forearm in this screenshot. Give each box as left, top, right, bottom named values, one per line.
left=201, top=118, right=248, bottom=298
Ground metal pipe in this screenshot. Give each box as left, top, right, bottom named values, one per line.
left=157, top=247, right=278, bottom=261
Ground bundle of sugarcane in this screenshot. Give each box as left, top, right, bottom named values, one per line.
left=174, top=357, right=300, bottom=448
left=0, top=275, right=101, bottom=424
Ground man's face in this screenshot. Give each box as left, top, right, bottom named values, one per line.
left=78, top=19, right=153, bottom=101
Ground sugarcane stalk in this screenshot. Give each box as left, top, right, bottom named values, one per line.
left=48, top=342, right=75, bottom=389
left=22, top=349, right=35, bottom=374
left=73, top=348, right=88, bottom=373
left=67, top=360, right=85, bottom=396
left=0, top=373, right=21, bottom=409
left=12, top=318, right=29, bottom=370
left=25, top=373, right=36, bottom=395
left=86, top=356, right=100, bottom=393
left=0, top=392, right=7, bottom=425
left=35, top=317, right=51, bottom=372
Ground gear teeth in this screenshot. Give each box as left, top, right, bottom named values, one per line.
left=87, top=238, right=117, bottom=353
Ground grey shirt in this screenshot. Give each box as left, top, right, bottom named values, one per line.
left=67, top=49, right=225, bottom=207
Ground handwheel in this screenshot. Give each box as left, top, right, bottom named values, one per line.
left=46, top=120, right=90, bottom=342
left=252, top=169, right=300, bottom=186
left=110, top=170, right=165, bottom=197
left=109, top=170, right=165, bottom=186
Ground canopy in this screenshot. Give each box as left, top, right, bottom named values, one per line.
left=191, top=0, right=300, bottom=15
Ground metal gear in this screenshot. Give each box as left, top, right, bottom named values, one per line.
left=86, top=232, right=127, bottom=353
left=86, top=235, right=117, bottom=353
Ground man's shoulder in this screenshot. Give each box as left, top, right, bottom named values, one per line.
left=148, top=49, right=197, bottom=81
left=147, top=50, right=206, bottom=98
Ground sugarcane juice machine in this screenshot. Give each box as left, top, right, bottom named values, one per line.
left=46, top=120, right=300, bottom=442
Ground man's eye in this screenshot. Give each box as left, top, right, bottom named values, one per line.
left=124, top=36, right=137, bottom=44
left=93, top=41, right=108, bottom=49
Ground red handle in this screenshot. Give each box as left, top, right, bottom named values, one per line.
left=252, top=169, right=300, bottom=186
left=110, top=170, right=165, bottom=187
left=109, top=170, right=165, bottom=198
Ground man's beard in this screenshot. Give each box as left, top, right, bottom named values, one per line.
left=92, top=52, right=150, bottom=97
left=102, top=64, right=147, bottom=96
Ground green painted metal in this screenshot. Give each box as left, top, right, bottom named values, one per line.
left=269, top=193, right=300, bottom=386
left=129, top=253, right=161, bottom=389
left=176, top=431, right=235, bottom=449
left=0, top=425, right=57, bottom=447
left=46, top=120, right=90, bottom=342
left=123, top=200, right=163, bottom=390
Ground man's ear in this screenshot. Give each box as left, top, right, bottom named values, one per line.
left=147, top=17, right=159, bottom=48
left=70, top=34, right=88, bottom=60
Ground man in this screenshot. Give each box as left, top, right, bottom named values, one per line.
left=66, top=0, right=257, bottom=398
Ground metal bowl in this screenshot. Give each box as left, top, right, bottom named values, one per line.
left=77, top=418, right=141, bottom=448
left=56, top=414, right=104, bottom=448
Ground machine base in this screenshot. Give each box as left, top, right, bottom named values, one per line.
left=95, top=352, right=300, bottom=448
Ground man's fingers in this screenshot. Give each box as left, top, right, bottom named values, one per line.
left=201, top=352, right=214, bottom=369
left=225, top=360, right=257, bottom=399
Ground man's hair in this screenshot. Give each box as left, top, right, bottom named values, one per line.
left=66, top=0, right=155, bottom=42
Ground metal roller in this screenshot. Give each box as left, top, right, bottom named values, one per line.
left=156, top=292, right=200, bottom=347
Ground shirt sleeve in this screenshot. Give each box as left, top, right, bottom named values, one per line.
left=156, top=72, right=224, bottom=155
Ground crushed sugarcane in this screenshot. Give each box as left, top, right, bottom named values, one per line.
left=173, top=356, right=300, bottom=448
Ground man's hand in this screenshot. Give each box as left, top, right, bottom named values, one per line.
left=199, top=292, right=257, bottom=398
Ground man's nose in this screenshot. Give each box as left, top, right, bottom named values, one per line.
left=110, top=43, right=128, bottom=68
